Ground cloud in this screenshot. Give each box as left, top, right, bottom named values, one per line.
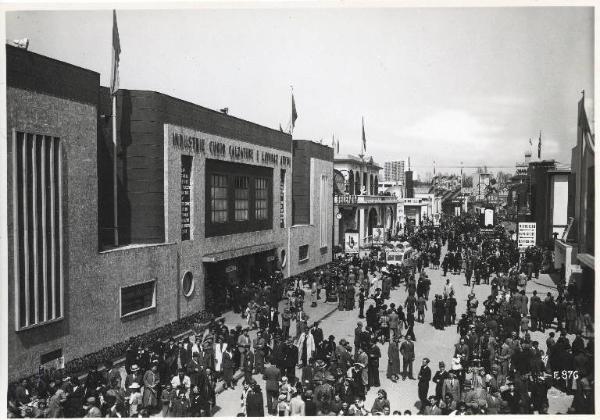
left=396, top=109, right=502, bottom=150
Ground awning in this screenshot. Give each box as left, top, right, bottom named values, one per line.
left=202, top=242, right=278, bottom=263
left=577, top=253, right=595, bottom=270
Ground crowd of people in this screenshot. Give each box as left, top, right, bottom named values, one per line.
left=6, top=213, right=595, bottom=417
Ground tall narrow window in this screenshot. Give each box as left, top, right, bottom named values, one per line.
left=320, top=175, right=328, bottom=247
left=181, top=155, right=192, bottom=240
left=255, top=177, right=268, bottom=220
left=234, top=176, right=249, bottom=221
left=12, top=131, right=63, bottom=330
left=210, top=174, right=228, bottom=223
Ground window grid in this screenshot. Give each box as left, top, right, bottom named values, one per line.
left=12, top=130, right=63, bottom=330
left=255, top=177, right=268, bottom=220
left=234, top=176, right=249, bottom=221
left=211, top=174, right=228, bottom=223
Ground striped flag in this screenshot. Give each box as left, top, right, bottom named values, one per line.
left=538, top=131, right=542, bottom=159
left=362, top=117, right=367, bottom=153
left=110, top=10, right=121, bottom=96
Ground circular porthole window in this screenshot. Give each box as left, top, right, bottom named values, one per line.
left=280, top=250, right=287, bottom=268
left=182, top=271, right=194, bottom=297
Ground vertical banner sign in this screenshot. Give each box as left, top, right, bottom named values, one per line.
left=345, top=231, right=360, bottom=253
left=280, top=169, right=286, bottom=228
left=517, top=222, right=536, bottom=250
left=181, top=157, right=192, bottom=240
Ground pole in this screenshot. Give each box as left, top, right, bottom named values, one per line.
left=112, top=94, right=119, bottom=246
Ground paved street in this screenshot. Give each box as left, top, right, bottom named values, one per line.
left=213, top=245, right=573, bottom=416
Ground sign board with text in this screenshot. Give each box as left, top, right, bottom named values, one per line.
left=518, top=222, right=536, bottom=250
left=344, top=231, right=360, bottom=253
left=372, top=227, right=387, bottom=245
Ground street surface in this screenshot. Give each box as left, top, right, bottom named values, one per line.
left=209, top=244, right=573, bottom=416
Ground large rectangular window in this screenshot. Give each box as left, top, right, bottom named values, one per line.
left=234, top=176, right=250, bottom=221
left=210, top=174, right=228, bottom=223
left=120, top=280, right=156, bottom=318
left=255, top=177, right=268, bottom=220
left=12, top=131, right=63, bottom=330
left=205, top=160, right=273, bottom=237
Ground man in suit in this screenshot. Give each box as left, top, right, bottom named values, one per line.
left=311, top=322, right=324, bottom=347
left=388, top=308, right=400, bottom=339
left=282, top=338, right=299, bottom=382
left=400, top=336, right=415, bottom=380
left=263, top=362, right=281, bottom=415
left=268, top=306, right=280, bottom=334
left=442, top=370, right=461, bottom=402
left=418, top=358, right=432, bottom=410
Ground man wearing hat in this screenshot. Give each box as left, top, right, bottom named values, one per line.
left=124, top=364, right=142, bottom=392
left=432, top=361, right=449, bottom=399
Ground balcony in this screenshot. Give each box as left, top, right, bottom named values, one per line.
left=335, top=194, right=399, bottom=205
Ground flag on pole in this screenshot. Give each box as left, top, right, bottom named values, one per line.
left=537, top=131, right=542, bottom=159
left=110, top=10, right=121, bottom=96
left=361, top=117, right=367, bottom=153
left=279, top=123, right=284, bottom=132
left=332, top=133, right=336, bottom=148
left=578, top=92, right=593, bottom=150
left=291, top=93, right=298, bottom=133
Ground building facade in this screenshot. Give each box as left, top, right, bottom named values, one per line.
left=288, top=140, right=334, bottom=276
left=382, top=160, right=405, bottom=184
left=333, top=155, right=397, bottom=249
left=6, top=45, right=332, bottom=379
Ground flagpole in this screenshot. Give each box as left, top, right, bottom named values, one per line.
left=112, top=94, right=119, bottom=246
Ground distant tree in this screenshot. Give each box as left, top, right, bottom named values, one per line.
left=496, top=171, right=512, bottom=186
left=463, top=176, right=474, bottom=188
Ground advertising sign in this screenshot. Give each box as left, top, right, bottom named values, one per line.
left=484, top=208, right=494, bottom=226
left=372, top=227, right=386, bottom=244
left=344, top=231, right=360, bottom=253
left=518, top=222, right=536, bottom=250
left=181, top=157, right=192, bottom=240
left=280, top=169, right=286, bottom=228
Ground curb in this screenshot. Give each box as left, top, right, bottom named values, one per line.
left=214, top=304, right=339, bottom=395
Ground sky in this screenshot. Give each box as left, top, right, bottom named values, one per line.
left=5, top=6, right=595, bottom=178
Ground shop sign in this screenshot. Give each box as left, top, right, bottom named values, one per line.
left=335, top=195, right=358, bottom=205
left=181, top=159, right=192, bottom=240
left=518, top=222, right=536, bottom=250
left=345, top=231, right=360, bottom=253
left=280, top=169, right=286, bottom=228
left=172, top=133, right=205, bottom=154
left=170, top=126, right=291, bottom=167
